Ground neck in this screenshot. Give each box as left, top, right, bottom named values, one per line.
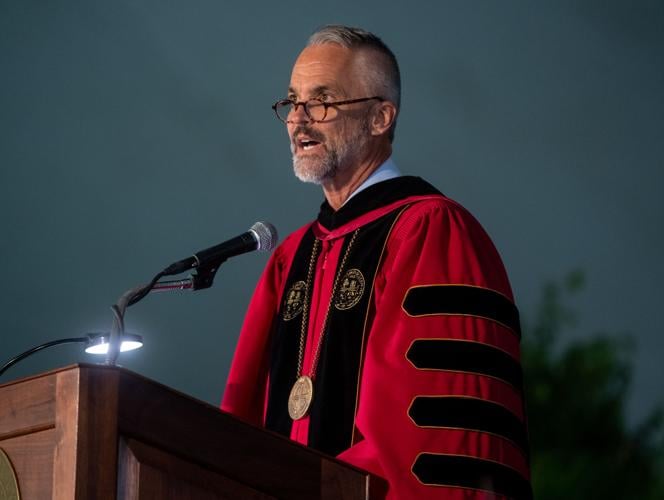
left=321, top=144, right=392, bottom=210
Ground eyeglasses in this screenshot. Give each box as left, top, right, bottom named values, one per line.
left=271, top=96, right=384, bottom=123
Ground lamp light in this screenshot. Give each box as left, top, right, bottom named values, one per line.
left=0, top=333, right=143, bottom=378
left=84, top=333, right=143, bottom=354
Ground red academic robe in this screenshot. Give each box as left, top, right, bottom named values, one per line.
left=222, top=177, right=531, bottom=499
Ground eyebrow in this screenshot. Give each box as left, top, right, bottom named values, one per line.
left=287, top=85, right=339, bottom=99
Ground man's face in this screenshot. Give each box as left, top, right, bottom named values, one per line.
left=286, top=44, right=372, bottom=184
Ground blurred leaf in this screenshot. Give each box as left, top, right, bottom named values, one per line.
left=522, top=271, right=664, bottom=499
left=564, top=268, right=585, bottom=292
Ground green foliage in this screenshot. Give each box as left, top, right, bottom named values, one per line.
left=522, top=272, right=664, bottom=499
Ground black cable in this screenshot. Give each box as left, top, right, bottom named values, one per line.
left=128, top=271, right=166, bottom=307
left=2, top=271, right=170, bottom=375
left=0, top=337, right=89, bottom=377
left=105, top=270, right=165, bottom=366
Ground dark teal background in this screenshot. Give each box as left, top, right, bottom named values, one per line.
left=1, top=1, right=662, bottom=423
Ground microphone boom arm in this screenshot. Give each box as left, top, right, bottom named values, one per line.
left=104, top=221, right=278, bottom=366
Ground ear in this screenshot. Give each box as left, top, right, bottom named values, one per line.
left=370, top=101, right=398, bottom=137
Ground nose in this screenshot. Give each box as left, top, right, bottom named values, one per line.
left=287, top=102, right=312, bottom=124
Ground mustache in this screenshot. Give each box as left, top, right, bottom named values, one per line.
left=291, top=126, right=326, bottom=143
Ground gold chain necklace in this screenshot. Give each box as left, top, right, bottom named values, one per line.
left=287, top=229, right=360, bottom=420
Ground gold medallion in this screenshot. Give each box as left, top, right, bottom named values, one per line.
left=288, top=375, right=314, bottom=420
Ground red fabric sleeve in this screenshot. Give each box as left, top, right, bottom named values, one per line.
left=337, top=199, right=529, bottom=499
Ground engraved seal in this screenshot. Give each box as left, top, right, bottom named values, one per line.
left=288, top=375, right=314, bottom=420
left=334, top=268, right=365, bottom=310
left=282, top=280, right=306, bottom=321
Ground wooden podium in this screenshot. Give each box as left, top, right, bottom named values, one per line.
left=0, top=364, right=383, bottom=499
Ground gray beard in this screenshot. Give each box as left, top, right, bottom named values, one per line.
left=291, top=144, right=345, bottom=184
left=291, top=123, right=370, bottom=185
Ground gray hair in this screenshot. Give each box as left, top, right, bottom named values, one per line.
left=307, top=25, right=401, bottom=142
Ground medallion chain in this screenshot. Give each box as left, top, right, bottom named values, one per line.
left=296, top=229, right=359, bottom=378
left=288, top=229, right=360, bottom=420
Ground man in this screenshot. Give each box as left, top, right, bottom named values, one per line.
left=222, top=26, right=532, bottom=499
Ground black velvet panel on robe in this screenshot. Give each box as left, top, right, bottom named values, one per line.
left=265, top=176, right=442, bottom=456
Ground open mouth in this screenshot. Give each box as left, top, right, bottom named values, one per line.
left=298, top=138, right=321, bottom=151
left=292, top=129, right=325, bottom=153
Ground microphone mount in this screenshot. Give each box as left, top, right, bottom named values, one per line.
left=104, top=221, right=278, bottom=366
left=190, top=261, right=221, bottom=291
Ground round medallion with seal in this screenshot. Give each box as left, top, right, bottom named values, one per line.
left=0, top=448, right=20, bottom=500
left=288, top=375, right=314, bottom=420
left=282, top=280, right=306, bottom=321
left=334, top=268, right=365, bottom=310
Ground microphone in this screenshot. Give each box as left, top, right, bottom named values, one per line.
left=162, top=221, right=278, bottom=276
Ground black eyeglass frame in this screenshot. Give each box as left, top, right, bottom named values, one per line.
left=271, top=96, right=385, bottom=123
